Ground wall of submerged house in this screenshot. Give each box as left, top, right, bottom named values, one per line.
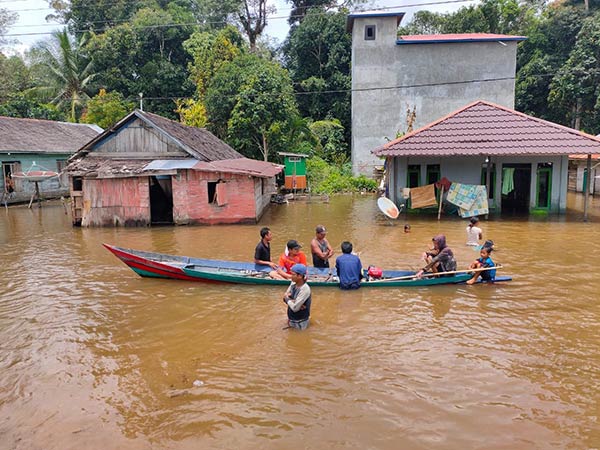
left=254, top=176, right=277, bottom=219
left=172, top=170, right=259, bottom=225
left=79, top=177, right=150, bottom=227
left=389, top=155, right=568, bottom=214
left=1, top=153, right=71, bottom=203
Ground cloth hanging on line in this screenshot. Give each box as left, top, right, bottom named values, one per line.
left=435, top=177, right=452, bottom=192
left=458, top=185, right=488, bottom=218
left=409, top=183, right=438, bottom=209
left=502, top=168, right=515, bottom=195
left=446, top=182, right=478, bottom=210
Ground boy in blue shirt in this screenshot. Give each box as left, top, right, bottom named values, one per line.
left=467, top=246, right=496, bottom=284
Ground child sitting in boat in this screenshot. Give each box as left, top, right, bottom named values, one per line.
left=466, top=246, right=496, bottom=284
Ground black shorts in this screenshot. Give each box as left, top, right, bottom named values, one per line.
left=481, top=271, right=494, bottom=281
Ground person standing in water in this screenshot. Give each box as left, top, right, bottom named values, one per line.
left=310, top=225, right=334, bottom=268
left=282, top=264, right=312, bottom=330
left=466, top=216, right=483, bottom=246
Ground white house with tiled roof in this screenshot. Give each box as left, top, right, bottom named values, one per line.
left=347, top=10, right=525, bottom=176
left=373, top=101, right=600, bottom=214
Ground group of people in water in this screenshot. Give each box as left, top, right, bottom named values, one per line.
left=255, top=216, right=496, bottom=330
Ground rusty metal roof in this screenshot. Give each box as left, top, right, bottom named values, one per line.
left=194, top=158, right=283, bottom=178
left=373, top=101, right=600, bottom=157
left=0, top=116, right=101, bottom=153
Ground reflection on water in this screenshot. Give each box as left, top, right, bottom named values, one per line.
left=1, top=193, right=600, bottom=449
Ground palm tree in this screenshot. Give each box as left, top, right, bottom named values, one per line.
left=30, top=29, right=94, bottom=122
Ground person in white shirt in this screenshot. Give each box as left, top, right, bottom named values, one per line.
left=466, top=216, right=483, bottom=246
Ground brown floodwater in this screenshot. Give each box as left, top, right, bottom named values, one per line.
left=1, top=193, right=600, bottom=449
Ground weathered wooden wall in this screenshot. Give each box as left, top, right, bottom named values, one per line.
left=92, top=118, right=186, bottom=156
left=81, top=177, right=150, bottom=226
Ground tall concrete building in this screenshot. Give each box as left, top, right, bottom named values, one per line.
left=347, top=11, right=525, bottom=176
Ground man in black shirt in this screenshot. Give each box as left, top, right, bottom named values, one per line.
left=254, top=227, right=278, bottom=269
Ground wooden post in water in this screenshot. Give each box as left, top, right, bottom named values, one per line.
left=485, top=156, right=491, bottom=219
left=583, top=154, right=592, bottom=222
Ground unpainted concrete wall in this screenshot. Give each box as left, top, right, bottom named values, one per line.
left=351, top=15, right=518, bottom=175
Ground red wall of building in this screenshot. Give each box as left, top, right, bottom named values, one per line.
left=172, top=170, right=258, bottom=225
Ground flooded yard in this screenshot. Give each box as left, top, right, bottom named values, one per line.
left=1, top=193, right=599, bottom=449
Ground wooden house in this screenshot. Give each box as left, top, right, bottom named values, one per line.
left=0, top=116, right=101, bottom=203
left=373, top=101, right=600, bottom=214
left=66, top=110, right=283, bottom=227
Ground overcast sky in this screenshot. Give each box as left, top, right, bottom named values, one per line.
left=2, top=0, right=476, bottom=54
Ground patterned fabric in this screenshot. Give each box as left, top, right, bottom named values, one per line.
left=446, top=183, right=479, bottom=210
left=459, top=185, right=489, bottom=218
left=409, top=183, right=438, bottom=209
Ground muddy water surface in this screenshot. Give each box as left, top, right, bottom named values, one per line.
left=1, top=193, right=599, bottom=449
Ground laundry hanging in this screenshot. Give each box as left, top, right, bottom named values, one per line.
left=502, top=168, right=515, bottom=195
left=458, top=185, right=489, bottom=218
left=409, top=183, right=438, bottom=209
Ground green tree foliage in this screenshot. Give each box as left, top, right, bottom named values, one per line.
left=28, top=29, right=95, bottom=122
left=287, top=0, right=337, bottom=25
left=282, top=8, right=351, bottom=142
left=237, top=0, right=274, bottom=52
left=0, top=7, right=17, bottom=45
left=516, top=5, right=588, bottom=124
left=184, top=26, right=245, bottom=98
left=85, top=5, right=195, bottom=118
left=0, top=93, right=63, bottom=120
left=205, top=54, right=298, bottom=161
left=309, top=119, right=348, bottom=165
left=548, top=12, right=600, bottom=133
left=0, top=54, right=32, bottom=101
left=81, top=88, right=134, bottom=128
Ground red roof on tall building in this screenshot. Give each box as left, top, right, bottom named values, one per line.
left=373, top=101, right=600, bottom=157
left=397, top=33, right=526, bottom=44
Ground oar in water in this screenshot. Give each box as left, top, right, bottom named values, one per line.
left=371, top=264, right=503, bottom=283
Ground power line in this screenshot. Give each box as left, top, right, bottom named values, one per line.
left=4, top=0, right=478, bottom=36
left=124, top=75, right=518, bottom=103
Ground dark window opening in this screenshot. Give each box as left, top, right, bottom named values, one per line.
left=536, top=163, right=552, bottom=209
left=72, top=176, right=83, bottom=191
left=365, top=25, right=376, bottom=40
left=208, top=181, right=217, bottom=203
left=407, top=165, right=420, bottom=188
left=426, top=164, right=440, bottom=185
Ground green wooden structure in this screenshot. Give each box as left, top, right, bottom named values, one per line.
left=278, top=152, right=308, bottom=190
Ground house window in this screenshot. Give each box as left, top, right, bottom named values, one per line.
left=72, top=176, right=83, bottom=191
left=2, top=161, right=21, bottom=192
left=207, top=181, right=218, bottom=203
left=481, top=164, right=496, bottom=199
left=426, top=164, right=440, bottom=185
left=364, top=25, right=376, bottom=40
left=407, top=165, right=420, bottom=188
left=536, top=163, right=552, bottom=209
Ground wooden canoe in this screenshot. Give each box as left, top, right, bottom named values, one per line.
left=104, top=244, right=511, bottom=287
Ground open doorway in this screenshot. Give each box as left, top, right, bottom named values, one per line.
left=501, top=164, right=531, bottom=214
left=149, top=175, right=173, bottom=224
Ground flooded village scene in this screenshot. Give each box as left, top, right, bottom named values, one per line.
left=2, top=1, right=600, bottom=449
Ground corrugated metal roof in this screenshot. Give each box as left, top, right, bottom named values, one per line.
left=0, top=116, right=101, bottom=153
left=194, top=158, right=283, bottom=178
left=397, top=33, right=526, bottom=45
left=373, top=101, right=600, bottom=157
left=143, top=159, right=198, bottom=170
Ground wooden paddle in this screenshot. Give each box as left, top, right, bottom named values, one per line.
left=371, top=264, right=503, bottom=283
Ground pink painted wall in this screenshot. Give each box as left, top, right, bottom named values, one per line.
left=81, top=178, right=150, bottom=226
left=172, top=170, right=258, bottom=225
left=80, top=171, right=275, bottom=226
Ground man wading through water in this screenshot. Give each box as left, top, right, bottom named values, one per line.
left=282, top=264, right=311, bottom=330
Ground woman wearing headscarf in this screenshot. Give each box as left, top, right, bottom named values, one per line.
left=417, top=235, right=457, bottom=278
